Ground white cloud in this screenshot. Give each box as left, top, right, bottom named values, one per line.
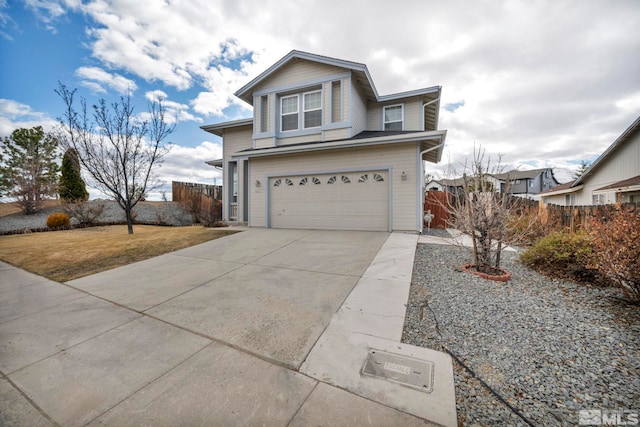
left=141, top=90, right=202, bottom=125
left=20, top=0, right=640, bottom=184
left=141, top=140, right=223, bottom=200
left=23, top=0, right=68, bottom=32
left=75, top=66, right=137, bottom=94
left=0, top=99, right=57, bottom=136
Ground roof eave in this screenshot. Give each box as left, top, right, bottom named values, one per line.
left=201, top=118, right=253, bottom=136
left=540, top=184, right=584, bottom=197
left=593, top=184, right=640, bottom=194
left=231, top=130, right=446, bottom=160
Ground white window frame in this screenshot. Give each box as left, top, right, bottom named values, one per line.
left=383, top=104, right=404, bottom=131
left=280, top=94, right=299, bottom=132
left=303, top=90, right=322, bottom=129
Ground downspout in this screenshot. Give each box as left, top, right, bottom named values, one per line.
left=418, top=142, right=444, bottom=233
left=417, top=97, right=442, bottom=232
left=422, top=97, right=440, bottom=131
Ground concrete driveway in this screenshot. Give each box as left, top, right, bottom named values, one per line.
left=0, top=229, right=456, bottom=426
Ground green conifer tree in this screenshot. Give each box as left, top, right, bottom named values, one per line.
left=59, top=148, right=89, bottom=201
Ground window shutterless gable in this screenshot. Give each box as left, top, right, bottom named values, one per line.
left=303, top=90, right=322, bottom=129
left=280, top=95, right=299, bottom=132
left=383, top=104, right=403, bottom=131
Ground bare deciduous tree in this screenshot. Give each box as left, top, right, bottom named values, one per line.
left=56, top=83, right=175, bottom=234
left=447, top=146, right=538, bottom=275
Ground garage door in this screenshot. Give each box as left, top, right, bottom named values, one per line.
left=269, top=171, right=388, bottom=231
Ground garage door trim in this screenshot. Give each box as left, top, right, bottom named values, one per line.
left=266, top=166, right=393, bottom=231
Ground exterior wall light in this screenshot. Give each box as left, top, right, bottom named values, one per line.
left=255, top=180, right=260, bottom=187
left=401, top=171, right=407, bottom=181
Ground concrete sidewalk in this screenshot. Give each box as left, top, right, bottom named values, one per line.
left=0, top=229, right=456, bottom=426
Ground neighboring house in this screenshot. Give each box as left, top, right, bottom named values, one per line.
left=431, top=169, right=558, bottom=197
left=202, top=50, right=447, bottom=232
left=425, top=179, right=445, bottom=192
left=540, top=116, right=640, bottom=206
left=492, top=168, right=560, bottom=197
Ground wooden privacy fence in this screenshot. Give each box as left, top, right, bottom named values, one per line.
left=424, top=191, right=451, bottom=229
left=172, top=181, right=223, bottom=223
left=541, top=201, right=639, bottom=232
left=172, top=181, right=222, bottom=201
left=424, top=191, right=640, bottom=232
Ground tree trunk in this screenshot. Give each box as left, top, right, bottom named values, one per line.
left=125, top=205, right=134, bottom=234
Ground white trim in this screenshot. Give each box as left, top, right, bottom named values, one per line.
left=416, top=143, right=422, bottom=232
left=232, top=131, right=446, bottom=159
left=383, top=104, right=404, bottom=131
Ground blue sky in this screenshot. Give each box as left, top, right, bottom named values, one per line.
left=1, top=0, right=639, bottom=199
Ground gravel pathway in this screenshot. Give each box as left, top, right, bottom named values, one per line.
left=0, top=200, right=193, bottom=234
left=403, top=243, right=640, bottom=427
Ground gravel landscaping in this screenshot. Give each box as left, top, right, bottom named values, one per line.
left=403, top=243, right=640, bottom=427
left=0, top=200, right=194, bottom=234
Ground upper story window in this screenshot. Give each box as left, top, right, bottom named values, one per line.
left=281, top=95, right=299, bottom=132
left=383, top=105, right=403, bottom=131
left=303, top=90, right=322, bottom=129
left=280, top=90, right=322, bottom=132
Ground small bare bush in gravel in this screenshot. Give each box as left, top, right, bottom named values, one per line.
left=63, top=200, right=106, bottom=226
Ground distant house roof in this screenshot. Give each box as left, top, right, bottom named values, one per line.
left=439, top=177, right=467, bottom=187
left=538, top=180, right=581, bottom=197
left=492, top=168, right=551, bottom=181
left=573, top=116, right=640, bottom=187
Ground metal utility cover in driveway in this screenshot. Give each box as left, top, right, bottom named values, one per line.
left=361, top=350, right=434, bottom=393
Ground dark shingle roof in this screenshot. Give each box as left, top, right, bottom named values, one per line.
left=595, top=175, right=640, bottom=191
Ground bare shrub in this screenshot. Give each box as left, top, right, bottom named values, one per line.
left=62, top=200, right=106, bottom=226
left=589, top=205, right=640, bottom=302
left=447, top=146, right=536, bottom=274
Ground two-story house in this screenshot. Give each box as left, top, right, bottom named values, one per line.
left=202, top=50, right=447, bottom=232
left=492, top=168, right=561, bottom=197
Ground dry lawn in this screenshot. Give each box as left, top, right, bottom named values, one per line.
left=0, top=225, right=238, bottom=282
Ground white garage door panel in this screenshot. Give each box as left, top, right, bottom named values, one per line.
left=270, top=171, right=388, bottom=231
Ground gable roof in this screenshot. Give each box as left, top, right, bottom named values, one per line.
left=573, top=116, right=640, bottom=187
left=492, top=168, right=551, bottom=181
left=538, top=180, right=581, bottom=197
left=233, top=50, right=441, bottom=130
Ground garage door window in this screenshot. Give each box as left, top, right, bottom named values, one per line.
left=285, top=179, right=294, bottom=186
left=299, top=177, right=308, bottom=185
left=373, top=173, right=384, bottom=182
left=341, top=176, right=351, bottom=183
left=327, top=176, right=336, bottom=184
left=358, top=174, right=368, bottom=183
